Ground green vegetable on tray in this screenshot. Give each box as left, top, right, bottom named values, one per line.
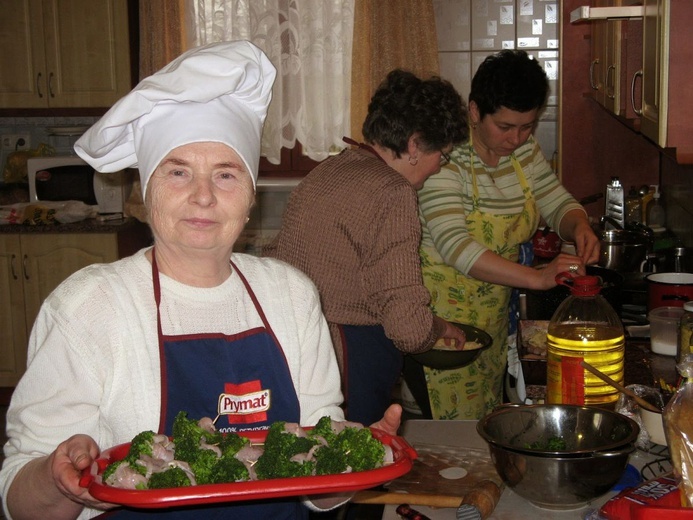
left=101, top=412, right=387, bottom=490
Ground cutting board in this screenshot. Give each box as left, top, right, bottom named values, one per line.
left=354, top=442, right=504, bottom=511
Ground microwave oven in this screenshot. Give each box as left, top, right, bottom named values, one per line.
left=27, top=156, right=135, bottom=215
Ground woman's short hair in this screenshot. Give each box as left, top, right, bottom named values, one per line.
left=362, top=69, right=468, bottom=157
left=470, top=50, right=549, bottom=119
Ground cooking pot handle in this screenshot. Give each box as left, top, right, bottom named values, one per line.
left=589, top=445, right=635, bottom=458
left=662, top=294, right=691, bottom=303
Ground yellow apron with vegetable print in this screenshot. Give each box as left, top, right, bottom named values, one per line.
left=420, top=146, right=539, bottom=420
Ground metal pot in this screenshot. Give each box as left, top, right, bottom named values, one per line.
left=598, top=229, right=649, bottom=273
left=645, top=272, right=693, bottom=311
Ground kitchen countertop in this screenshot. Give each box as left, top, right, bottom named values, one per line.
left=381, top=420, right=671, bottom=520
left=0, top=216, right=148, bottom=234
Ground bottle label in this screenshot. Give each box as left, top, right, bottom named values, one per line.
left=547, top=355, right=585, bottom=405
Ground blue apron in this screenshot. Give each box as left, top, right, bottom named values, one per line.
left=339, top=324, right=402, bottom=426
left=98, top=251, right=307, bottom=519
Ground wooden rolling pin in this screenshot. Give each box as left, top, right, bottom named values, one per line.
left=353, top=480, right=502, bottom=519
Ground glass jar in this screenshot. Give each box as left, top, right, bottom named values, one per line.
left=678, top=301, right=693, bottom=364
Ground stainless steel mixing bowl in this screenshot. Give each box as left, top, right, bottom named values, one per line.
left=477, top=404, right=639, bottom=510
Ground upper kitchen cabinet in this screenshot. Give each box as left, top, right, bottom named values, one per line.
left=638, top=0, right=693, bottom=162
left=0, top=0, right=131, bottom=109
left=573, top=0, right=693, bottom=163
left=589, top=0, right=623, bottom=115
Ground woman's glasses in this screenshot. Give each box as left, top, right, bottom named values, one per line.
left=439, top=151, right=451, bottom=166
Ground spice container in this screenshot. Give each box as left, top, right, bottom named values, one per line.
left=678, top=301, right=693, bottom=364
left=546, top=274, right=625, bottom=406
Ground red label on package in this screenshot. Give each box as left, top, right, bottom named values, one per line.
left=560, top=356, right=585, bottom=405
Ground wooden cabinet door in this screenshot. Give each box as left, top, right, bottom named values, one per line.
left=41, top=0, right=132, bottom=107
left=0, top=235, right=29, bottom=387
left=639, top=0, right=666, bottom=146
left=20, top=233, right=118, bottom=337
left=0, top=0, right=46, bottom=108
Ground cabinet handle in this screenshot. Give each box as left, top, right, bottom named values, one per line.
left=36, top=73, right=43, bottom=98
left=48, top=73, right=55, bottom=98
left=589, top=59, right=599, bottom=90
left=22, top=254, right=29, bottom=281
left=606, top=64, right=616, bottom=99
left=631, top=69, right=643, bottom=116
left=10, top=254, right=18, bottom=280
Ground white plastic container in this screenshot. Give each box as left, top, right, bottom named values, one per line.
left=648, top=306, right=685, bottom=356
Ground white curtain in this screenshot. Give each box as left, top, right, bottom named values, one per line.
left=185, top=0, right=354, bottom=164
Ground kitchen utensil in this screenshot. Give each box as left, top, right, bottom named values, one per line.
left=598, top=229, right=649, bottom=273
left=605, top=177, right=625, bottom=229
left=580, top=361, right=661, bottom=413
left=410, top=323, right=492, bottom=370
left=648, top=306, right=685, bottom=356
left=645, top=273, right=693, bottom=311
left=80, top=427, right=417, bottom=508
left=477, top=403, right=639, bottom=510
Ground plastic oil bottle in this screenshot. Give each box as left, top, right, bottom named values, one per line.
left=546, top=274, right=625, bottom=406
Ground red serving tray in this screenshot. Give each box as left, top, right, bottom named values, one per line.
left=80, top=427, right=417, bottom=509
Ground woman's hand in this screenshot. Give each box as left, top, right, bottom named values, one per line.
left=572, top=219, right=601, bottom=265
left=558, top=209, right=601, bottom=265
left=7, top=435, right=117, bottom=520
left=434, top=316, right=468, bottom=350
left=370, top=403, right=402, bottom=436
left=534, top=253, right=588, bottom=290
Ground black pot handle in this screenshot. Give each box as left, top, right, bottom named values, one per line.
left=662, top=294, right=691, bottom=303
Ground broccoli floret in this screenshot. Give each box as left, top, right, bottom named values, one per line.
left=255, top=421, right=319, bottom=479
left=186, top=448, right=220, bottom=485
left=333, top=427, right=385, bottom=472
left=171, top=411, right=223, bottom=463
left=213, top=452, right=250, bottom=483
left=219, top=431, right=249, bottom=456
left=313, top=444, right=349, bottom=476
left=148, top=467, right=192, bottom=489
left=126, top=430, right=157, bottom=462
left=309, top=416, right=337, bottom=445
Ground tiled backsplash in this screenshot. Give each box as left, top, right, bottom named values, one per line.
left=434, top=0, right=559, bottom=162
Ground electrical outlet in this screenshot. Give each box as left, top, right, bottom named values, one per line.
left=1, top=134, right=31, bottom=151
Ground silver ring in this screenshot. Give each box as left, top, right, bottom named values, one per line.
left=568, top=264, right=579, bottom=273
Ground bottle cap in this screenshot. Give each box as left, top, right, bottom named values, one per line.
left=570, top=275, right=602, bottom=296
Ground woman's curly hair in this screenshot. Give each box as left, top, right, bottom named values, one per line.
left=362, top=69, right=468, bottom=157
left=470, top=50, right=549, bottom=119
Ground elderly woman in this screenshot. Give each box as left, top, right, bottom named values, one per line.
left=416, top=50, right=601, bottom=420
left=265, top=69, right=469, bottom=426
left=0, top=41, right=400, bottom=520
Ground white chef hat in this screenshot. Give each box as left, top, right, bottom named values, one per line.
left=74, top=40, right=276, bottom=194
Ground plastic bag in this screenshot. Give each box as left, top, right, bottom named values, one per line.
left=663, top=354, right=693, bottom=507
left=0, top=201, right=96, bottom=225
left=615, top=385, right=666, bottom=449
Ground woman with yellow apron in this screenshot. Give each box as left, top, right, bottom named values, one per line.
left=415, top=50, right=600, bottom=420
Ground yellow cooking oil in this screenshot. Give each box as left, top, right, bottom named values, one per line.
left=546, top=323, right=625, bottom=406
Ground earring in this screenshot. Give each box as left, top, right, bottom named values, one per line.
left=471, top=122, right=478, bottom=130
left=408, top=156, right=419, bottom=166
